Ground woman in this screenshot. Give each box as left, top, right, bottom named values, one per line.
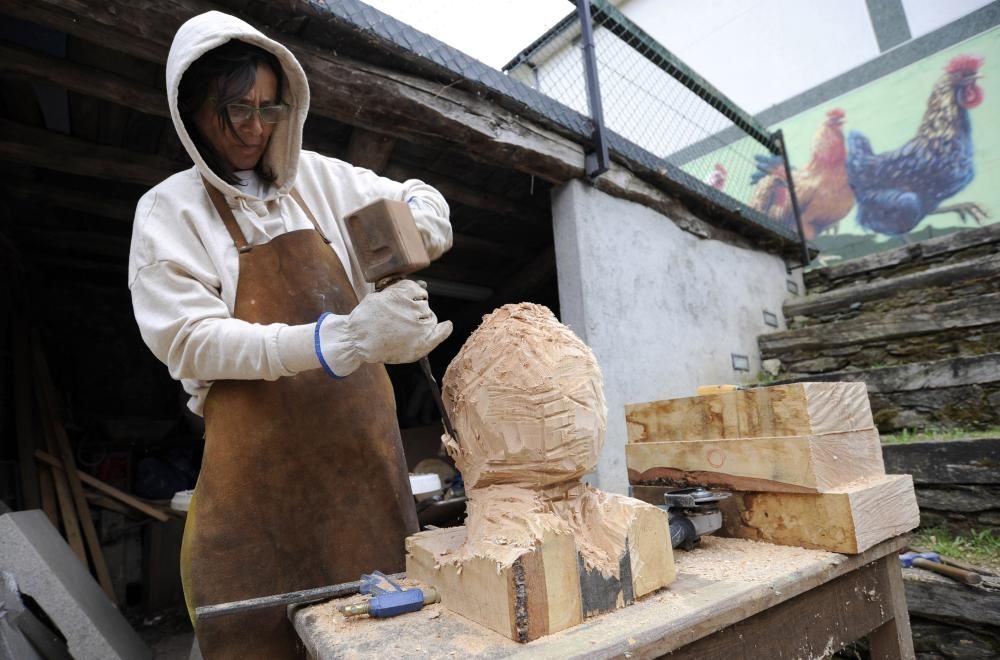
left=128, top=11, right=452, bottom=658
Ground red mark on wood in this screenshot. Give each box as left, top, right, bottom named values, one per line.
left=707, top=449, right=725, bottom=468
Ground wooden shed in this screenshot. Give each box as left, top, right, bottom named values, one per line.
left=1, top=0, right=799, bottom=612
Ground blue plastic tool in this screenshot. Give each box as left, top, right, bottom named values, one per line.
left=339, top=571, right=438, bottom=618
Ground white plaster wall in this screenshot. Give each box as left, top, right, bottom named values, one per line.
left=552, top=180, right=801, bottom=494
left=902, top=0, right=995, bottom=39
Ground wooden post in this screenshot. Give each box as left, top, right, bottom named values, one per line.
left=869, top=554, right=916, bottom=660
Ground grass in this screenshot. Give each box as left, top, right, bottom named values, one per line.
left=912, top=527, right=1000, bottom=571
left=881, top=426, right=1000, bottom=445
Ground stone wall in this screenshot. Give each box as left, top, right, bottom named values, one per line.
left=760, top=223, right=1000, bottom=432
left=883, top=437, right=1000, bottom=532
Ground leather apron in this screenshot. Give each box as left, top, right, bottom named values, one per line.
left=180, top=183, right=418, bottom=659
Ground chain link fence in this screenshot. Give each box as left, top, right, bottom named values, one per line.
left=505, top=0, right=804, bottom=249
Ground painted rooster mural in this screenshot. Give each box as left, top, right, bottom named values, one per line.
left=847, top=55, right=988, bottom=236
left=749, top=109, right=854, bottom=240
left=704, top=163, right=728, bottom=190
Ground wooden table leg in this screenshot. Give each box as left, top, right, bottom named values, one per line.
left=869, top=554, right=915, bottom=660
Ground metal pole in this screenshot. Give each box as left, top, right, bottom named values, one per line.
left=576, top=0, right=609, bottom=178
left=773, top=130, right=810, bottom=267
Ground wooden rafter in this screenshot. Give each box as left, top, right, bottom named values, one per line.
left=345, top=127, right=396, bottom=174
left=6, top=178, right=137, bottom=222
left=0, top=42, right=167, bottom=118
left=0, top=118, right=179, bottom=186
left=3, top=0, right=583, bottom=182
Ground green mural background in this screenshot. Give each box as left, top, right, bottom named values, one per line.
left=684, top=26, right=999, bottom=263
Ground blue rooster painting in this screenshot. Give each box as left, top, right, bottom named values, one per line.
left=846, top=54, right=988, bottom=236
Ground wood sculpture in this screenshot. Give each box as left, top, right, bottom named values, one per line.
left=406, top=303, right=674, bottom=642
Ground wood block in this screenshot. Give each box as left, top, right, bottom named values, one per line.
left=715, top=474, right=920, bottom=554
left=406, top=527, right=579, bottom=642
left=626, top=382, right=874, bottom=443
left=626, top=429, right=885, bottom=493
left=405, top=504, right=674, bottom=642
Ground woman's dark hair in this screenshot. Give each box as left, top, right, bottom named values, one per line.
left=178, top=40, right=284, bottom=185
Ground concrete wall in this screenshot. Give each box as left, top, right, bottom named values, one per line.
left=552, top=179, right=800, bottom=494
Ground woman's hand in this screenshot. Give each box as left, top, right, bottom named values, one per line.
left=277, top=279, right=452, bottom=378
left=340, top=279, right=452, bottom=369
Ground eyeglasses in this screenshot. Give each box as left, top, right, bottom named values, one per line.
left=225, top=103, right=290, bottom=125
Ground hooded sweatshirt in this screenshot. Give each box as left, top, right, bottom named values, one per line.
left=128, top=11, right=452, bottom=415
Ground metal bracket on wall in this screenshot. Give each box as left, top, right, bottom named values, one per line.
left=576, top=0, right=609, bottom=178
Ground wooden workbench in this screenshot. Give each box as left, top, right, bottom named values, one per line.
left=292, top=534, right=914, bottom=659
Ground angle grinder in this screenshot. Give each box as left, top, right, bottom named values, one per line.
left=658, top=487, right=732, bottom=550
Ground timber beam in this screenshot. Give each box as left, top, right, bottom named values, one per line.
left=345, top=127, right=396, bottom=174
left=5, top=178, right=138, bottom=222
left=0, top=118, right=179, bottom=186
left=0, top=42, right=167, bottom=118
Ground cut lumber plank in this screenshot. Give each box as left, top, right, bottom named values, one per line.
left=405, top=499, right=673, bottom=642
left=626, top=382, right=874, bottom=443
left=31, top=340, right=115, bottom=602
left=35, top=451, right=169, bottom=523
left=38, top=467, right=59, bottom=527
left=36, top=404, right=86, bottom=562
left=716, top=474, right=919, bottom=554
left=84, top=493, right=137, bottom=518
left=627, top=429, right=885, bottom=493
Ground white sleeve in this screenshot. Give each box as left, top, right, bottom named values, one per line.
left=401, top=180, right=452, bottom=261
left=336, top=160, right=453, bottom=261
left=130, top=259, right=296, bottom=382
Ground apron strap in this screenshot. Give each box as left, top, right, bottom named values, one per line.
left=289, top=188, right=332, bottom=245
left=203, top=179, right=252, bottom=254
left=202, top=178, right=332, bottom=252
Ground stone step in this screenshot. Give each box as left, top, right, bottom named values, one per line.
left=769, top=353, right=1000, bottom=432
left=805, top=222, right=1000, bottom=294
left=761, top=291, right=1000, bottom=371
left=785, top=252, right=1000, bottom=325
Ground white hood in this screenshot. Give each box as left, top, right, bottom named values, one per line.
left=166, top=11, right=310, bottom=198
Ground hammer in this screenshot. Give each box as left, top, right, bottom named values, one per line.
left=344, top=199, right=457, bottom=441
left=898, top=551, right=982, bottom=585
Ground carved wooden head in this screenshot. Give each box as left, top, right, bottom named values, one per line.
left=442, top=303, right=607, bottom=489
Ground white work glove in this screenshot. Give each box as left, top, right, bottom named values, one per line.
left=277, top=280, right=452, bottom=378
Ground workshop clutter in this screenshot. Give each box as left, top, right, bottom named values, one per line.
left=10, top=318, right=178, bottom=604
left=626, top=382, right=921, bottom=554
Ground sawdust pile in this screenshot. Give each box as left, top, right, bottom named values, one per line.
left=675, top=536, right=840, bottom=584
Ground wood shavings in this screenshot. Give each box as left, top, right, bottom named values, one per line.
left=673, top=536, right=840, bottom=584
